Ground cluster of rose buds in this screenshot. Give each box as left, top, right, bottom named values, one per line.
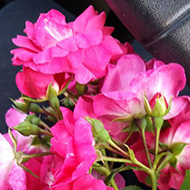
left=1, top=5, right=190, bottom=190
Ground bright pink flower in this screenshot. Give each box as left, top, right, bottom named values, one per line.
left=74, top=96, right=127, bottom=142
left=0, top=133, right=19, bottom=190
left=5, top=108, right=27, bottom=129
left=92, top=170, right=125, bottom=190
left=0, top=130, right=48, bottom=190
left=50, top=107, right=97, bottom=188
left=11, top=6, right=122, bottom=84
left=51, top=174, right=114, bottom=190
left=16, top=67, right=71, bottom=99
left=94, top=54, right=187, bottom=121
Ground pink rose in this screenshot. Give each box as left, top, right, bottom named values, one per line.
left=49, top=107, right=97, bottom=187
left=16, top=67, right=71, bottom=99
left=74, top=95, right=127, bottom=142
left=51, top=174, right=114, bottom=190
left=94, top=54, right=187, bottom=121
left=11, top=6, right=123, bottom=84
left=5, top=108, right=27, bottom=129
left=0, top=132, right=45, bottom=190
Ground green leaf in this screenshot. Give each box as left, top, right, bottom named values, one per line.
left=145, top=175, right=152, bottom=186
left=122, top=185, right=143, bottom=190
left=180, top=169, right=190, bottom=190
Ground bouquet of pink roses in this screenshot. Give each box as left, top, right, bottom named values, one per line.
left=1, top=5, right=190, bottom=190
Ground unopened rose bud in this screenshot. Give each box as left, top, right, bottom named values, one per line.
left=85, top=117, right=110, bottom=142
left=144, top=93, right=171, bottom=117
left=25, top=114, right=41, bottom=125
left=49, top=96, right=60, bottom=110
left=11, top=98, right=29, bottom=113
left=14, top=121, right=40, bottom=136
left=29, top=103, right=43, bottom=113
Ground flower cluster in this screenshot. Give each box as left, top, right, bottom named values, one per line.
left=1, top=5, right=190, bottom=190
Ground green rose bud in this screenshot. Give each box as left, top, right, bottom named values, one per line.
left=11, top=98, right=29, bottom=113
left=14, top=121, right=40, bottom=136
left=144, top=93, right=171, bottom=117
left=29, top=103, right=43, bottom=113
left=85, top=117, right=110, bottom=142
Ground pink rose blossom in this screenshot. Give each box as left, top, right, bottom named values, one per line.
left=11, top=6, right=123, bottom=84
left=74, top=96, right=127, bottom=142
left=5, top=108, right=27, bottom=129
left=50, top=174, right=114, bottom=190
left=0, top=132, right=44, bottom=190
left=16, top=67, right=71, bottom=99
left=94, top=54, right=187, bottom=121
left=49, top=107, right=97, bottom=188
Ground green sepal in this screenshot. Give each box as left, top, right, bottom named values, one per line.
left=8, top=129, right=17, bottom=154
left=112, top=115, right=134, bottom=123
left=22, top=96, right=47, bottom=103
left=169, top=155, right=178, bottom=170
left=18, top=163, right=40, bottom=179
left=170, top=142, right=188, bottom=156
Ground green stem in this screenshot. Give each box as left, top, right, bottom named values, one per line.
left=39, top=121, right=51, bottom=131
left=154, top=127, right=161, bottom=159
left=102, top=156, right=133, bottom=164
left=101, top=148, right=109, bottom=169
left=108, top=139, right=129, bottom=158
left=92, top=163, right=119, bottom=190
left=141, top=128, right=152, bottom=168
left=103, top=143, right=128, bottom=158
left=40, top=129, right=53, bottom=136
left=149, top=170, right=157, bottom=190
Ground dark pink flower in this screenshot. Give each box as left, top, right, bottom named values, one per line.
left=16, top=67, right=71, bottom=99
left=11, top=6, right=122, bottom=84
left=5, top=108, right=27, bottom=129
left=74, top=95, right=127, bottom=142
left=0, top=131, right=46, bottom=190
left=94, top=54, right=187, bottom=121
left=50, top=174, right=114, bottom=190
left=50, top=107, right=97, bottom=187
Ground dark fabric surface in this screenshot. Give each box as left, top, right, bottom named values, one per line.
left=0, top=0, right=75, bottom=133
